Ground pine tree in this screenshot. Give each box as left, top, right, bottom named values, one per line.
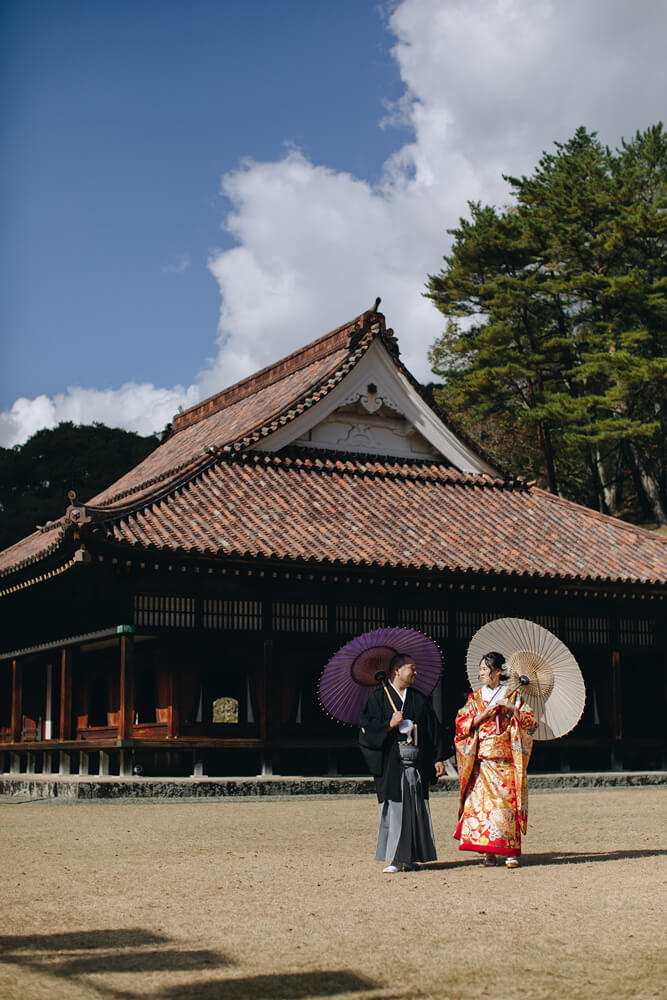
left=427, top=125, right=667, bottom=524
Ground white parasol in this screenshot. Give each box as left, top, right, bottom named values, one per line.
left=466, top=618, right=586, bottom=740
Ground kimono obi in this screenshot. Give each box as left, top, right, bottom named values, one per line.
left=478, top=731, right=513, bottom=760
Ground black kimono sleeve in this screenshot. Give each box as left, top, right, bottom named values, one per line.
left=359, top=688, right=394, bottom=778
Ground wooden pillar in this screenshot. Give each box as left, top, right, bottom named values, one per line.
left=167, top=667, right=180, bottom=739
left=258, top=639, right=273, bottom=774
left=44, top=663, right=54, bottom=739
left=10, top=659, right=22, bottom=743
left=59, top=649, right=73, bottom=741
left=259, top=640, right=271, bottom=743
left=610, top=650, right=623, bottom=770
left=119, top=748, right=133, bottom=776
left=118, top=633, right=135, bottom=741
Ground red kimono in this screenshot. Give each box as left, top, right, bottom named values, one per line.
left=454, top=688, right=536, bottom=857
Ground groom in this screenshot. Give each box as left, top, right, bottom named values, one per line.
left=359, top=654, right=445, bottom=872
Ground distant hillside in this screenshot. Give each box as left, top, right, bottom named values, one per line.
left=0, top=422, right=160, bottom=550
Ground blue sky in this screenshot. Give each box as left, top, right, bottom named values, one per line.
left=1, top=1, right=402, bottom=417
left=2, top=0, right=667, bottom=446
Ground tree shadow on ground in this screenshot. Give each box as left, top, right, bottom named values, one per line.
left=0, top=929, right=229, bottom=999
left=158, top=970, right=386, bottom=1000
left=0, top=929, right=388, bottom=1000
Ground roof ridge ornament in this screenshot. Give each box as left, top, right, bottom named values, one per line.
left=340, top=379, right=402, bottom=415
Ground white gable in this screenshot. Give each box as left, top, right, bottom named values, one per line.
left=254, top=339, right=500, bottom=475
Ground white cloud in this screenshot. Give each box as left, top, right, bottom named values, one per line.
left=0, top=383, right=199, bottom=448
left=3, top=0, right=666, bottom=448
left=203, top=0, right=667, bottom=395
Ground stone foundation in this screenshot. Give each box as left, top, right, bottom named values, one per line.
left=1, top=771, right=666, bottom=801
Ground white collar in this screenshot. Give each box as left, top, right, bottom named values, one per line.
left=389, top=680, right=407, bottom=705
left=482, top=683, right=507, bottom=703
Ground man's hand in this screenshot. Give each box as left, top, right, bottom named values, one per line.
left=389, top=710, right=404, bottom=729
left=434, top=760, right=445, bottom=778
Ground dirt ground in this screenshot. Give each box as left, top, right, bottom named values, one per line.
left=2, top=788, right=666, bottom=1000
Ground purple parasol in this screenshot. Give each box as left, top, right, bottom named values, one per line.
left=318, top=626, right=443, bottom=726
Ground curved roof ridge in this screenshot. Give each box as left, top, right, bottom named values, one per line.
left=0, top=520, right=69, bottom=577
left=230, top=449, right=522, bottom=489
left=173, top=308, right=385, bottom=433
left=83, top=308, right=390, bottom=511
left=89, top=335, right=373, bottom=509
left=74, top=447, right=521, bottom=539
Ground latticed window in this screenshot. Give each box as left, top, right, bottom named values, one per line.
left=454, top=610, right=502, bottom=641
left=619, top=618, right=656, bottom=647
left=272, top=602, right=328, bottom=632
left=133, top=594, right=195, bottom=627
left=361, top=606, right=386, bottom=631
left=564, top=616, right=609, bottom=645
left=398, top=607, right=448, bottom=639
left=335, top=605, right=386, bottom=633
left=203, top=599, right=262, bottom=630
left=529, top=614, right=560, bottom=634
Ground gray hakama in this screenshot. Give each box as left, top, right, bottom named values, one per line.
left=375, top=743, right=437, bottom=866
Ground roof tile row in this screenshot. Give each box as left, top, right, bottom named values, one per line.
left=87, top=452, right=667, bottom=585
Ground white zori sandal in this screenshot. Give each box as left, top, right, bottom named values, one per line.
left=505, top=857, right=520, bottom=868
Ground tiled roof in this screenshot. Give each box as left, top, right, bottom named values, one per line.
left=86, top=306, right=497, bottom=508
left=3, top=307, right=665, bottom=589
left=87, top=310, right=389, bottom=508
left=85, top=452, right=667, bottom=585
left=0, top=522, right=68, bottom=577
left=2, top=450, right=666, bottom=586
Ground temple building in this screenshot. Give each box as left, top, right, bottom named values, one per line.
left=1, top=307, right=666, bottom=778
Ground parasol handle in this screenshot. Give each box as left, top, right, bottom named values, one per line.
left=505, top=674, right=531, bottom=697
left=374, top=670, right=400, bottom=714
left=382, top=684, right=399, bottom=713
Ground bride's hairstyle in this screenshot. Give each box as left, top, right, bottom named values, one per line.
left=481, top=651, right=508, bottom=679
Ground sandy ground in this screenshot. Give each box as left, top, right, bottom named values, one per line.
left=1, top=788, right=666, bottom=1000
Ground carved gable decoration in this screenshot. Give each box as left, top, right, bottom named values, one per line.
left=256, top=338, right=497, bottom=474
left=294, top=379, right=439, bottom=460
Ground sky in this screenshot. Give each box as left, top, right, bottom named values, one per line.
left=1, top=0, right=666, bottom=448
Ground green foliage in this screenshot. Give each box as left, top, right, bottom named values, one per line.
left=0, top=422, right=160, bottom=550
left=427, top=125, right=667, bottom=524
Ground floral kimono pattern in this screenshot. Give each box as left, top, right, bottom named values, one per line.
left=454, top=689, right=536, bottom=857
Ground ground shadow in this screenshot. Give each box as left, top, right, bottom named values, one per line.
left=523, top=848, right=667, bottom=867
left=411, top=858, right=480, bottom=871
left=0, top=928, right=230, bottom=999
left=158, top=970, right=384, bottom=1000
left=0, top=929, right=388, bottom=1000
left=417, top=847, right=667, bottom=871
